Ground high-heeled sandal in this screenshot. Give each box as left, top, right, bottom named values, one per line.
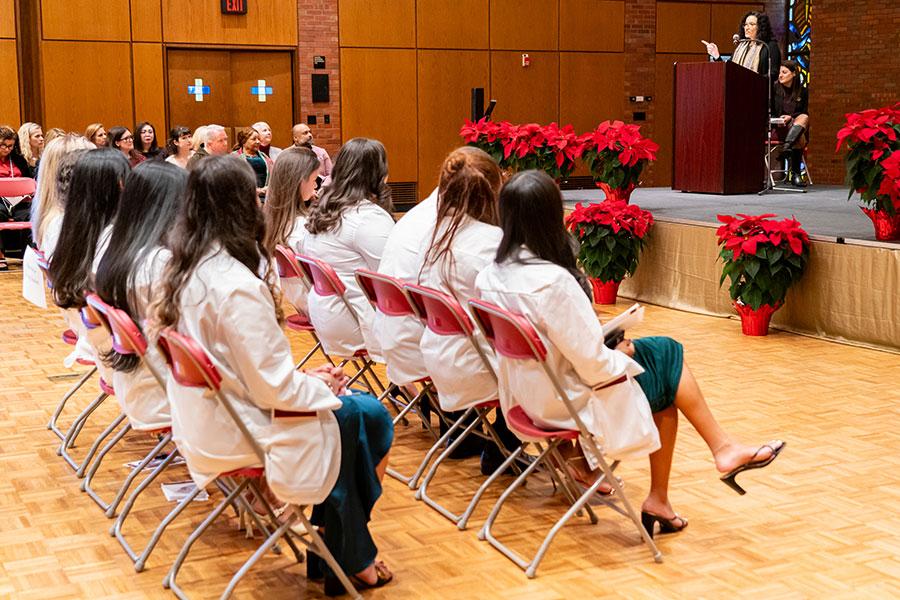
left=323, top=560, right=393, bottom=596
left=720, top=440, right=786, bottom=495
left=641, top=511, right=688, bottom=539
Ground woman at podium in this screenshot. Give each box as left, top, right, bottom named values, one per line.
left=704, top=11, right=781, bottom=85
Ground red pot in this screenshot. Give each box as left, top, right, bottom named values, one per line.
left=595, top=181, right=636, bottom=204
left=590, top=278, right=621, bottom=305
left=733, top=301, right=782, bottom=336
left=861, top=207, right=900, bottom=241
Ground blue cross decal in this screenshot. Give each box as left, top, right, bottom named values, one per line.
left=188, top=78, right=210, bottom=102
left=252, top=79, right=274, bottom=102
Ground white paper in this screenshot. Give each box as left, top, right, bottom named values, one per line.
left=124, top=454, right=186, bottom=472
left=602, top=303, right=644, bottom=343
left=21, top=246, right=47, bottom=309
left=161, top=481, right=209, bottom=503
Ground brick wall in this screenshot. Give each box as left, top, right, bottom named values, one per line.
left=809, top=0, right=900, bottom=184
left=624, top=0, right=659, bottom=181
left=297, top=0, right=341, bottom=156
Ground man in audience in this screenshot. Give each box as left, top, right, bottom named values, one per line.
left=253, top=121, right=282, bottom=160
left=187, top=125, right=229, bottom=170
left=292, top=123, right=332, bottom=185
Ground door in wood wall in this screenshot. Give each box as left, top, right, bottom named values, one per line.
left=166, top=49, right=294, bottom=149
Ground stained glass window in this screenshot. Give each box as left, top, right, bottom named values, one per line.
left=787, top=0, right=811, bottom=86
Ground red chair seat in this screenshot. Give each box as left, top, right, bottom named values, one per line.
left=99, top=378, right=115, bottom=396
left=352, top=349, right=369, bottom=358
left=222, top=467, right=264, bottom=478
left=476, top=399, right=500, bottom=409
left=0, top=222, right=31, bottom=231
left=144, top=426, right=173, bottom=435
left=506, top=405, right=579, bottom=441
left=76, top=357, right=95, bottom=367
left=62, top=329, right=78, bottom=346
left=286, top=312, right=314, bottom=332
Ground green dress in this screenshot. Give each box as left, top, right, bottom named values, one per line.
left=632, top=336, right=684, bottom=413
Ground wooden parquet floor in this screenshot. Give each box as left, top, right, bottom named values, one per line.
left=1, top=264, right=899, bottom=599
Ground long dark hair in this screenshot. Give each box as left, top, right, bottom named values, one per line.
left=108, top=126, right=143, bottom=163
left=495, top=170, right=591, bottom=298
left=134, top=121, right=160, bottom=154
left=49, top=149, right=130, bottom=308
left=306, top=138, right=393, bottom=234
left=263, top=146, right=319, bottom=253
left=776, top=60, right=803, bottom=102
left=95, top=162, right=187, bottom=372
left=422, top=146, right=501, bottom=279
left=738, top=11, right=774, bottom=43
left=151, top=154, right=282, bottom=331
left=165, top=125, right=192, bottom=156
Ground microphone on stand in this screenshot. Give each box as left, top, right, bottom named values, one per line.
left=732, top=34, right=741, bottom=45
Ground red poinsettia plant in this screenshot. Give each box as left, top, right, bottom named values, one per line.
left=581, top=120, right=659, bottom=191
left=716, top=213, right=810, bottom=311
left=460, top=119, right=585, bottom=178
left=835, top=102, right=900, bottom=214
left=565, top=200, right=654, bottom=284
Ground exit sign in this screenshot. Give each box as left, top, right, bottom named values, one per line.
left=221, top=0, right=247, bottom=14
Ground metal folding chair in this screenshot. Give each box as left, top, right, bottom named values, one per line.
left=468, top=298, right=662, bottom=577
left=157, top=328, right=361, bottom=599
left=403, top=282, right=523, bottom=525
left=294, top=253, right=388, bottom=397
left=273, top=245, right=336, bottom=369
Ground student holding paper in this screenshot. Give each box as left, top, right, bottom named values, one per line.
left=476, top=170, right=785, bottom=537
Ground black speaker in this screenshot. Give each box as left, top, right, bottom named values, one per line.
left=312, top=74, right=329, bottom=103
left=471, top=87, right=485, bottom=121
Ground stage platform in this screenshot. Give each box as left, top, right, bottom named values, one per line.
left=562, top=185, right=899, bottom=352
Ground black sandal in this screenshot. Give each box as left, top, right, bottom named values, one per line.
left=324, top=560, right=393, bottom=596
left=641, top=511, right=688, bottom=539
left=720, top=440, right=786, bottom=495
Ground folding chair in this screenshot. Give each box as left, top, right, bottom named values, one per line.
left=273, top=245, right=335, bottom=369
left=34, top=248, right=100, bottom=442
left=158, top=328, right=361, bottom=599
left=468, top=298, right=662, bottom=577
left=294, top=253, right=388, bottom=397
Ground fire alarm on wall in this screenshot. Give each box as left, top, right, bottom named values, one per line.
left=521, top=53, right=530, bottom=67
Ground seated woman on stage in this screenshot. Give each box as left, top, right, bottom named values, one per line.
left=262, top=146, right=321, bottom=315
left=773, top=60, right=810, bottom=187
left=94, top=161, right=187, bottom=430
left=151, top=155, right=394, bottom=593
left=475, top=170, right=785, bottom=537
left=304, top=138, right=394, bottom=361
left=704, top=11, right=781, bottom=85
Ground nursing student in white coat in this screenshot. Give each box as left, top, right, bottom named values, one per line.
left=152, top=155, right=394, bottom=593
left=417, top=147, right=519, bottom=470
left=304, top=138, right=394, bottom=362
left=94, top=162, right=187, bottom=431
left=475, top=171, right=785, bottom=537
left=49, top=149, right=130, bottom=381
left=263, top=146, right=321, bottom=316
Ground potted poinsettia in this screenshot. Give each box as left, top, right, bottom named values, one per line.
left=716, top=213, right=810, bottom=336
left=581, top=120, right=659, bottom=203
left=460, top=117, right=507, bottom=166
left=565, top=200, right=654, bottom=304
left=835, top=103, right=900, bottom=240
left=536, top=122, right=585, bottom=181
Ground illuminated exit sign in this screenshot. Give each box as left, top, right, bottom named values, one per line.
left=221, top=0, right=248, bottom=15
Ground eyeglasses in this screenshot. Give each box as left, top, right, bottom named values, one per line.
left=120, top=135, right=134, bottom=141
left=0, top=143, right=14, bottom=150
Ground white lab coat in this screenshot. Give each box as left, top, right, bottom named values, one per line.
left=474, top=247, right=653, bottom=445
left=418, top=216, right=501, bottom=411
left=167, top=248, right=342, bottom=505
left=107, top=247, right=172, bottom=431
left=304, top=200, right=393, bottom=361
left=281, top=215, right=311, bottom=316
left=83, top=226, right=115, bottom=385
left=372, top=189, right=437, bottom=385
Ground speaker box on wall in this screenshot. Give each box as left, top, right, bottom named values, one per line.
left=312, top=74, right=329, bottom=103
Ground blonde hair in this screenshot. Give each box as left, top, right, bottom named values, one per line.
left=18, top=122, right=42, bottom=167
left=44, top=128, right=66, bottom=145
left=84, top=123, right=105, bottom=145
left=191, top=126, right=208, bottom=152
left=33, top=134, right=96, bottom=246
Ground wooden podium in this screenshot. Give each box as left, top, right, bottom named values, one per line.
left=672, top=60, right=767, bottom=194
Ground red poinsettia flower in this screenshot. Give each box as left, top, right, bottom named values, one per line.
left=716, top=213, right=809, bottom=259
left=566, top=200, right=654, bottom=239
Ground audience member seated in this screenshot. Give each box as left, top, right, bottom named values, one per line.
left=151, top=155, right=394, bottom=594
left=109, top=127, right=145, bottom=168
left=94, top=161, right=187, bottom=430
left=253, top=121, right=282, bottom=161
left=84, top=123, right=108, bottom=147
left=262, top=146, right=321, bottom=314
left=18, top=122, right=44, bottom=171
left=773, top=60, right=810, bottom=187
left=476, top=170, right=785, bottom=535
left=164, top=126, right=194, bottom=170
left=304, top=138, right=394, bottom=362
left=44, top=128, right=65, bottom=146
left=187, top=124, right=229, bottom=170
left=292, top=123, right=333, bottom=187
left=232, top=126, right=272, bottom=201
left=134, top=121, right=165, bottom=161
left=0, top=125, right=34, bottom=270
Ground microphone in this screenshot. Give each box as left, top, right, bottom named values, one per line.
left=732, top=34, right=741, bottom=45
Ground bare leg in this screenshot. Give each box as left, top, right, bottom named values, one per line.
left=641, top=406, right=680, bottom=519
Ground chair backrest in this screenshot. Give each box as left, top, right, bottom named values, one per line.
left=355, top=269, right=416, bottom=317
left=273, top=244, right=305, bottom=280
left=81, top=291, right=108, bottom=331
left=0, top=177, right=36, bottom=198
left=158, top=328, right=265, bottom=463
left=294, top=253, right=346, bottom=297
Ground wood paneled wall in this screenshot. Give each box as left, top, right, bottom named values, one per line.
left=339, top=0, right=628, bottom=195
left=0, top=0, right=19, bottom=126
